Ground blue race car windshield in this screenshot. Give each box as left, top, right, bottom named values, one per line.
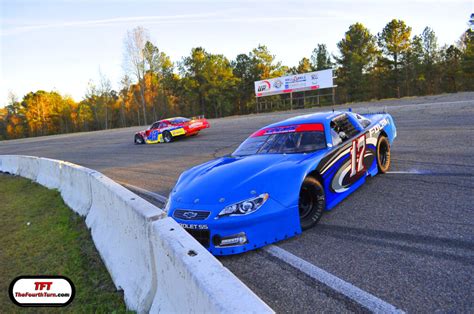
left=232, top=131, right=326, bottom=156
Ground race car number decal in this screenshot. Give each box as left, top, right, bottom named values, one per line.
left=146, top=130, right=162, bottom=144
left=148, top=130, right=159, bottom=141
left=350, top=135, right=366, bottom=177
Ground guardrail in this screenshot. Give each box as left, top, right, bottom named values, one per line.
left=0, top=155, right=273, bottom=314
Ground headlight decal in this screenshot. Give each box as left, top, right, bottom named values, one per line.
left=217, top=193, right=269, bottom=218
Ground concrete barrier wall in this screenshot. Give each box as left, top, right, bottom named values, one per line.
left=150, top=218, right=273, bottom=314
left=59, top=162, right=96, bottom=216
left=36, top=158, right=63, bottom=189
left=0, top=155, right=273, bottom=313
left=0, top=155, right=19, bottom=175
left=86, top=173, right=165, bottom=312
left=17, top=156, right=40, bottom=181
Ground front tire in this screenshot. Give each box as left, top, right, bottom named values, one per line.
left=163, top=131, right=173, bottom=143
left=299, top=177, right=325, bottom=230
left=134, top=134, right=145, bottom=145
left=376, top=136, right=391, bottom=173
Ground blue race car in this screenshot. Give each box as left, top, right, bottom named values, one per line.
left=165, top=111, right=396, bottom=255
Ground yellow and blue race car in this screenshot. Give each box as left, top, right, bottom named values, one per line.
left=134, top=116, right=210, bottom=144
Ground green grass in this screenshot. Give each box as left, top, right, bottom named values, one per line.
left=0, top=174, right=130, bottom=313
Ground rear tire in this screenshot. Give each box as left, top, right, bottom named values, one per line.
left=134, top=135, right=145, bottom=145
left=299, top=177, right=325, bottom=230
left=376, top=136, right=391, bottom=173
left=163, top=131, right=173, bottom=143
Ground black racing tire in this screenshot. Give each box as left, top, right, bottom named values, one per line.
left=376, top=135, right=391, bottom=173
left=163, top=131, right=173, bottom=143
left=299, top=176, right=325, bottom=230
left=134, top=134, right=145, bottom=145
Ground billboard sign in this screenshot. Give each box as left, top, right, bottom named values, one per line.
left=254, top=69, right=334, bottom=97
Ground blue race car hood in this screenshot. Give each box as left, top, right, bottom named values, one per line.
left=172, top=152, right=325, bottom=207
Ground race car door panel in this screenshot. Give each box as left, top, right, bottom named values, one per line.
left=146, top=122, right=162, bottom=143
left=146, top=122, right=160, bottom=138
left=316, top=114, right=372, bottom=209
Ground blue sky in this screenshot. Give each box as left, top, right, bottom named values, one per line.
left=1, top=0, right=472, bottom=107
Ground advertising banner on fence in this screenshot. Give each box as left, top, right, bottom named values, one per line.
left=254, top=68, right=334, bottom=97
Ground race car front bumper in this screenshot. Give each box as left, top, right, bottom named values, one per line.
left=170, top=197, right=302, bottom=256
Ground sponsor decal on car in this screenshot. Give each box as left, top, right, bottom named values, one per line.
left=369, top=118, right=389, bottom=136
left=189, top=122, right=203, bottom=129
left=170, top=128, right=185, bottom=136
left=265, top=125, right=298, bottom=135
left=179, top=223, right=209, bottom=230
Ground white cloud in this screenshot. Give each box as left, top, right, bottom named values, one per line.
left=1, top=12, right=230, bottom=36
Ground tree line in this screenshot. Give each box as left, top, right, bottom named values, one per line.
left=1, top=18, right=473, bottom=140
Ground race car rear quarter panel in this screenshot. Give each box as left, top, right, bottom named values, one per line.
left=183, top=119, right=209, bottom=134
left=363, top=113, right=397, bottom=143
left=315, top=113, right=396, bottom=209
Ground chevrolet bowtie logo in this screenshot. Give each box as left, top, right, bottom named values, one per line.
left=183, top=211, right=198, bottom=219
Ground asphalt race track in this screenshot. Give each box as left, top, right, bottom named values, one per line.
left=1, top=92, right=473, bottom=312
